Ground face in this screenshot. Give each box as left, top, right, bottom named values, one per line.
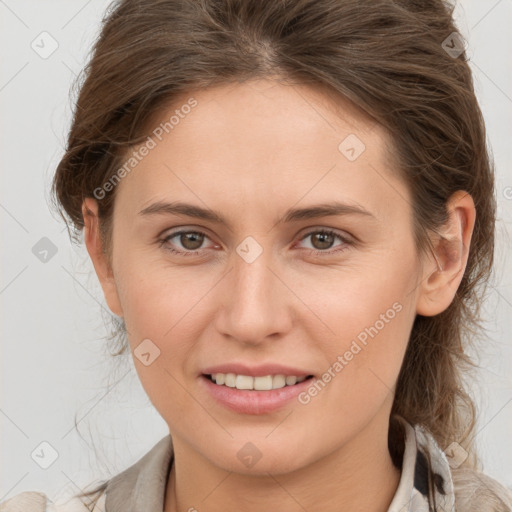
left=88, top=79, right=434, bottom=474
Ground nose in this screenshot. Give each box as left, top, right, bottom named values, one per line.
left=213, top=243, right=294, bottom=346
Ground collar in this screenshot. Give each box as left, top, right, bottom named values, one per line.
left=103, top=418, right=455, bottom=512
left=387, top=417, right=455, bottom=511
left=104, top=434, right=174, bottom=512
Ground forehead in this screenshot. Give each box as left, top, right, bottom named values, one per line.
left=160, top=78, right=378, bottom=151
left=114, top=79, right=409, bottom=225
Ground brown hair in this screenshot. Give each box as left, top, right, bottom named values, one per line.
left=51, top=0, right=507, bottom=508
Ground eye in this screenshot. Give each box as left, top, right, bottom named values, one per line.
left=159, top=230, right=214, bottom=256
left=296, top=229, right=352, bottom=255
left=158, top=228, right=353, bottom=257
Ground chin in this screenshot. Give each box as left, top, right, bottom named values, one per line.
left=204, top=439, right=315, bottom=476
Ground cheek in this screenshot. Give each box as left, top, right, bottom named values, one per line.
left=113, top=227, right=417, bottom=402
left=293, top=284, right=414, bottom=450
left=112, top=254, right=219, bottom=391
left=113, top=244, right=209, bottom=336
left=114, top=263, right=206, bottom=417
left=306, top=256, right=418, bottom=394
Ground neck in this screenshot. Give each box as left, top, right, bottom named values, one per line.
left=164, top=412, right=401, bottom=512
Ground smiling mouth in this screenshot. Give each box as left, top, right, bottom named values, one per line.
left=203, top=373, right=315, bottom=391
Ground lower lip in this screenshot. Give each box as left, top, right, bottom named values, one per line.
left=200, top=375, right=314, bottom=415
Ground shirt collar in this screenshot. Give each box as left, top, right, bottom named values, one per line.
left=387, top=417, right=455, bottom=511
left=104, top=434, right=174, bottom=511
left=103, top=417, right=455, bottom=512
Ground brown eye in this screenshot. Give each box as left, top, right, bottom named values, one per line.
left=297, top=229, right=352, bottom=256
left=310, top=231, right=335, bottom=250
left=160, top=230, right=210, bottom=256
left=178, top=232, right=204, bottom=250
left=160, top=228, right=352, bottom=258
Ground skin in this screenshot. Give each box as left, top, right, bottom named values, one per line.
left=82, top=78, right=475, bottom=512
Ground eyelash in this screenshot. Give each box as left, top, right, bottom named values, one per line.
left=158, top=228, right=353, bottom=258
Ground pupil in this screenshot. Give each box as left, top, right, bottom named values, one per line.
left=313, top=232, right=333, bottom=250
left=182, top=232, right=203, bottom=250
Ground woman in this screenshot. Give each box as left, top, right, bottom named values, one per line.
left=2, top=0, right=511, bottom=511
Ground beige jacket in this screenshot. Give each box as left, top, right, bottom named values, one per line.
left=1, top=418, right=511, bottom=511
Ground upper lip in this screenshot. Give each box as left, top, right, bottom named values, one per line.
left=201, top=363, right=314, bottom=378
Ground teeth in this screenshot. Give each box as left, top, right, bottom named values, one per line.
left=209, top=373, right=309, bottom=390
left=285, top=376, right=297, bottom=386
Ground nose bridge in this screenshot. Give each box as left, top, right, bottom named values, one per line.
left=217, top=235, right=292, bottom=343
left=235, top=239, right=273, bottom=302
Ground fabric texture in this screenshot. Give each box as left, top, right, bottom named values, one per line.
left=1, top=417, right=509, bottom=511
left=0, top=490, right=104, bottom=512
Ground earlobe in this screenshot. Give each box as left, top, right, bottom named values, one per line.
left=415, top=191, right=475, bottom=317
left=82, top=198, right=124, bottom=318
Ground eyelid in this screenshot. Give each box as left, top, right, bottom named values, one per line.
left=159, top=228, right=219, bottom=252
left=159, top=225, right=355, bottom=256
left=297, top=226, right=354, bottom=242
left=159, top=225, right=217, bottom=245
left=159, top=224, right=354, bottom=242
left=293, top=227, right=354, bottom=253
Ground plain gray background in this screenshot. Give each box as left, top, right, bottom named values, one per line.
left=1, top=0, right=511, bottom=503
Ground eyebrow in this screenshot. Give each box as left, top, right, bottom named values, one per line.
left=138, top=200, right=376, bottom=227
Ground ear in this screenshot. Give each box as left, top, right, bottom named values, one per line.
left=82, top=197, right=124, bottom=317
left=416, top=190, right=476, bottom=316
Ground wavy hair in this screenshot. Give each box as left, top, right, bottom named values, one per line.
left=51, top=0, right=510, bottom=509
